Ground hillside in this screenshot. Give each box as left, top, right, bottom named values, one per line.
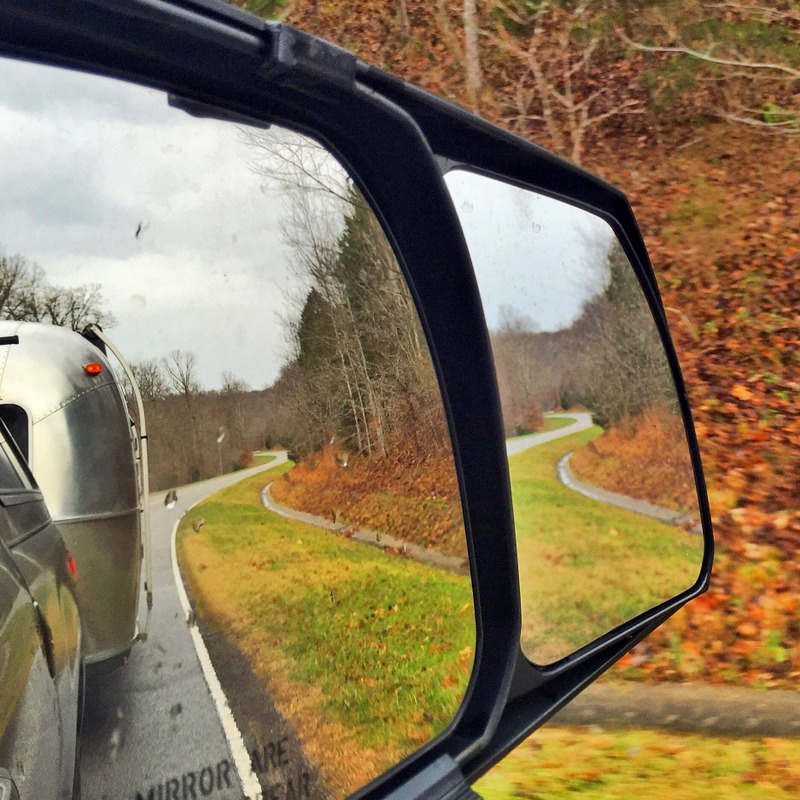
left=236, top=0, right=798, bottom=685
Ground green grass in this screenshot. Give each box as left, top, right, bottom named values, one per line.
left=252, top=452, right=277, bottom=465
left=475, top=726, right=800, bottom=799
left=263, top=567, right=472, bottom=744
left=509, top=428, right=704, bottom=664
left=176, top=464, right=474, bottom=793
left=178, top=427, right=706, bottom=791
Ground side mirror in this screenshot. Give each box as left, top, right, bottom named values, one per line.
left=0, top=5, right=712, bottom=800
left=444, top=172, right=704, bottom=666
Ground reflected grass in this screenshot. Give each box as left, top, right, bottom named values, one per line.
left=176, top=464, right=474, bottom=798
left=510, top=428, right=704, bottom=664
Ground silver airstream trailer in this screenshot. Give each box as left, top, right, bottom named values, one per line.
left=0, top=320, right=151, bottom=672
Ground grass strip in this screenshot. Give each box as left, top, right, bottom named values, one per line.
left=475, top=726, right=800, bottom=799
left=509, top=427, right=704, bottom=664
left=176, top=463, right=474, bottom=797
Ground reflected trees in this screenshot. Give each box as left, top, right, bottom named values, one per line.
left=246, top=130, right=449, bottom=464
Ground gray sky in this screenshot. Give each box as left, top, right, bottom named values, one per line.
left=444, top=170, right=616, bottom=333
left=0, top=54, right=620, bottom=392
left=0, top=55, right=344, bottom=389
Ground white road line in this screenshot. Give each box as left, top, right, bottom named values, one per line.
left=170, top=515, right=262, bottom=800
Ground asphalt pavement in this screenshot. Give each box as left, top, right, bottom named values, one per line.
left=552, top=681, right=800, bottom=738
left=79, top=457, right=286, bottom=800
left=505, top=412, right=594, bottom=456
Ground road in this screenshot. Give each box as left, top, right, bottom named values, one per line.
left=505, top=412, right=593, bottom=456
left=80, top=455, right=286, bottom=800
left=552, top=680, right=800, bottom=738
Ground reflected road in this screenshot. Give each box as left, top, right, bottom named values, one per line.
left=80, top=455, right=286, bottom=800
left=505, top=412, right=593, bottom=456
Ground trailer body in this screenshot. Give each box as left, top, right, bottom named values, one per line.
left=0, top=320, right=144, bottom=670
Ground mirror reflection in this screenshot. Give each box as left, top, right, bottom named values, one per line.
left=0, top=57, right=474, bottom=800
left=444, top=170, right=703, bottom=665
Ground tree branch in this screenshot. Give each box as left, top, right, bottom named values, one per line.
left=702, top=2, right=800, bottom=24
left=713, top=108, right=799, bottom=130
left=618, top=28, right=800, bottom=79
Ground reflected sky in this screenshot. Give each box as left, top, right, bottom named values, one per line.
left=0, top=57, right=345, bottom=389
left=444, top=170, right=616, bottom=332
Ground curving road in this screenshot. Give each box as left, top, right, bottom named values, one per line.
left=79, top=455, right=286, bottom=800
left=505, top=412, right=593, bottom=456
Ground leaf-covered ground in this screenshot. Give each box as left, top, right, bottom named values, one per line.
left=607, top=126, right=800, bottom=687
left=271, top=442, right=466, bottom=557
left=569, top=407, right=699, bottom=512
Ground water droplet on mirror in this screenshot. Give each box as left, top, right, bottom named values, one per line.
left=461, top=200, right=473, bottom=214
left=532, top=222, right=542, bottom=233
left=130, top=293, right=147, bottom=311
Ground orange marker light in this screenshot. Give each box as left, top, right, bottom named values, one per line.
left=84, top=363, right=103, bottom=375
left=66, top=553, right=78, bottom=578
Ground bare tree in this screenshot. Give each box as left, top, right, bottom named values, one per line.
left=491, top=0, right=643, bottom=163
left=398, top=0, right=410, bottom=37
left=617, top=3, right=800, bottom=134
left=569, top=241, right=675, bottom=426
left=0, top=252, right=45, bottom=320
left=221, top=371, right=250, bottom=395
left=464, top=0, right=483, bottom=110
left=0, top=250, right=115, bottom=329
left=163, top=350, right=199, bottom=400
left=431, top=0, right=484, bottom=111
left=34, top=282, right=115, bottom=330
left=163, top=350, right=205, bottom=478
left=244, top=127, right=448, bottom=460
left=491, top=308, right=547, bottom=435
left=130, top=358, right=168, bottom=402
left=221, top=370, right=251, bottom=450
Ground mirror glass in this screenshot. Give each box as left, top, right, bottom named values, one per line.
left=445, top=170, right=703, bottom=665
left=0, top=57, right=474, bottom=799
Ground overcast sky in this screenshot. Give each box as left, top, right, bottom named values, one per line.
left=0, top=55, right=342, bottom=389
left=0, top=54, right=621, bottom=392
left=444, top=171, right=617, bottom=333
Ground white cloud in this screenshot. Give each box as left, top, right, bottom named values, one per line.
left=0, top=54, right=339, bottom=388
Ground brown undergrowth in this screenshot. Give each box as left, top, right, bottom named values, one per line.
left=271, top=442, right=467, bottom=559
left=570, top=406, right=698, bottom=512
left=601, top=126, right=800, bottom=687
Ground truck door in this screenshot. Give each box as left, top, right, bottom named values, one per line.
left=0, top=424, right=80, bottom=798
left=0, top=537, right=68, bottom=799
